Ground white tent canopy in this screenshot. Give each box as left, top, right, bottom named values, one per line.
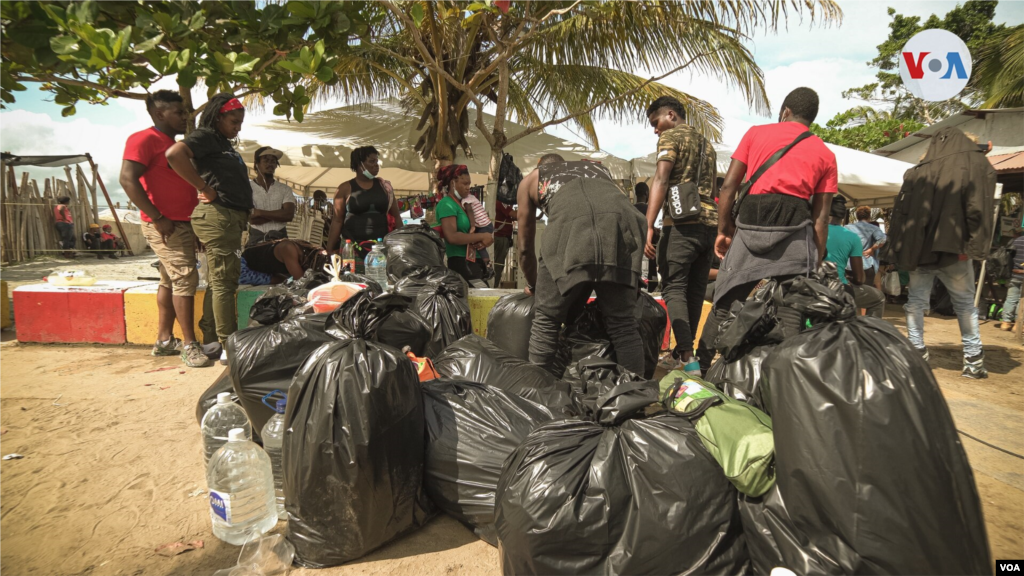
left=630, top=141, right=914, bottom=208
left=238, top=99, right=630, bottom=197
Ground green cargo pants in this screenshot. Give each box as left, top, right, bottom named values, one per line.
left=191, top=202, right=248, bottom=345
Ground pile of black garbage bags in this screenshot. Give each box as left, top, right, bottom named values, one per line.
left=196, top=234, right=991, bottom=573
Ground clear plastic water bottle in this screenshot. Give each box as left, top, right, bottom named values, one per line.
left=365, top=241, right=389, bottom=289
left=207, top=428, right=278, bottom=545
left=201, top=393, right=252, bottom=466
left=260, top=392, right=287, bottom=520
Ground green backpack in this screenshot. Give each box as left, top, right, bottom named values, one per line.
left=660, top=371, right=775, bottom=497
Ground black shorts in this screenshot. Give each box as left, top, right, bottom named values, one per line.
left=242, top=242, right=289, bottom=277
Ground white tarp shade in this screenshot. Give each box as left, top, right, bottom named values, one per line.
left=630, top=141, right=915, bottom=208
left=236, top=99, right=630, bottom=197
left=246, top=164, right=489, bottom=197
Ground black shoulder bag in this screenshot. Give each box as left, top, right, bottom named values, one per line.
left=666, top=134, right=707, bottom=222
left=731, top=131, right=814, bottom=219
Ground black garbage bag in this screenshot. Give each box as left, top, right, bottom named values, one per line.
left=746, top=276, right=991, bottom=574
left=284, top=334, right=430, bottom=567
left=738, top=486, right=839, bottom=575
left=486, top=293, right=536, bottom=360
left=382, top=223, right=446, bottom=282
left=248, top=288, right=304, bottom=326
left=393, top=266, right=472, bottom=356
left=422, top=380, right=558, bottom=546
left=495, top=357, right=748, bottom=575
left=434, top=335, right=578, bottom=416
left=226, top=313, right=335, bottom=434
left=326, top=290, right=432, bottom=356
left=559, top=292, right=666, bottom=379
left=706, top=281, right=784, bottom=409
left=340, top=271, right=383, bottom=295
left=705, top=344, right=775, bottom=411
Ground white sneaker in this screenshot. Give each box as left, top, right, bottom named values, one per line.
left=219, top=350, right=229, bottom=366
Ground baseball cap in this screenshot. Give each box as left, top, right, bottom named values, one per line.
left=88, top=223, right=100, bottom=229
left=254, top=146, right=284, bottom=164
left=102, top=224, right=112, bottom=230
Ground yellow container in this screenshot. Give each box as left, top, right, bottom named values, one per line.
left=124, top=284, right=207, bottom=345
left=468, top=288, right=521, bottom=339
left=1, top=280, right=10, bottom=329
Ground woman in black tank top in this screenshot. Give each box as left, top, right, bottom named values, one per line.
left=325, top=146, right=402, bottom=266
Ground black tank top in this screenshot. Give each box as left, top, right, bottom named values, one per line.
left=344, top=178, right=390, bottom=242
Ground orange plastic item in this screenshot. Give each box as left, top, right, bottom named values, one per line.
left=307, top=282, right=365, bottom=313
left=406, top=350, right=440, bottom=382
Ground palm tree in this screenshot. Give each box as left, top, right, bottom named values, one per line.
left=973, top=25, right=1023, bottom=108
left=317, top=1, right=842, bottom=196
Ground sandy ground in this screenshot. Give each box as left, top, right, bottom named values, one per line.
left=0, top=310, right=1021, bottom=575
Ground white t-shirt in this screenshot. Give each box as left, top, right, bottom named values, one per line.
left=249, top=179, right=295, bottom=233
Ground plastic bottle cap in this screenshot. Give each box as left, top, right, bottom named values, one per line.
left=228, top=428, right=247, bottom=442
left=276, top=399, right=287, bottom=413
left=217, top=392, right=232, bottom=404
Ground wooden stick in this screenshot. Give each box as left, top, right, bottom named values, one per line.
left=1, top=161, right=9, bottom=264
left=87, top=155, right=132, bottom=255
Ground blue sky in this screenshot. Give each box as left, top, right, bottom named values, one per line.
left=2, top=0, right=1022, bottom=205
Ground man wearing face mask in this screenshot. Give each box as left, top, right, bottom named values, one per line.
left=326, top=146, right=401, bottom=270
left=711, top=87, right=837, bottom=337
left=247, top=146, right=295, bottom=246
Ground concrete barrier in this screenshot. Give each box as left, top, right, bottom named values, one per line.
left=13, top=281, right=149, bottom=344
left=124, top=284, right=208, bottom=345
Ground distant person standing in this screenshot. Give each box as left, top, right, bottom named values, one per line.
left=633, top=182, right=659, bottom=292
left=713, top=87, right=837, bottom=336
left=166, top=93, right=250, bottom=360
left=824, top=196, right=885, bottom=318
left=54, top=196, right=75, bottom=258
left=247, top=146, right=295, bottom=246
left=880, top=127, right=996, bottom=378
left=846, top=205, right=886, bottom=286
left=121, top=89, right=209, bottom=367
left=997, top=227, right=1024, bottom=331
left=493, top=199, right=517, bottom=287
left=325, top=146, right=402, bottom=268
left=645, top=96, right=718, bottom=375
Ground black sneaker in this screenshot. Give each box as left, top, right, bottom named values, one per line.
left=962, top=353, right=988, bottom=379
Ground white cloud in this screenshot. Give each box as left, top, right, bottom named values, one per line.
left=0, top=106, right=152, bottom=206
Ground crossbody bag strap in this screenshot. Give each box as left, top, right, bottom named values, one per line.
left=732, top=131, right=814, bottom=219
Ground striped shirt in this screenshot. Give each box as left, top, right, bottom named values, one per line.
left=462, top=195, right=491, bottom=227
left=249, top=179, right=295, bottom=233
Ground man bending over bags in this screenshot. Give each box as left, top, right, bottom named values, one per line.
left=516, top=154, right=649, bottom=377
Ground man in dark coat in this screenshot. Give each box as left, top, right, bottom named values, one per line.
left=517, top=154, right=648, bottom=377
left=880, top=127, right=996, bottom=378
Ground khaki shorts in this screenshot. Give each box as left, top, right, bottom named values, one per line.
left=142, top=221, right=199, bottom=296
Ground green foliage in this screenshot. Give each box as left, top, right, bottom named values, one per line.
left=319, top=0, right=842, bottom=168
left=842, top=1, right=1009, bottom=123
left=811, top=109, right=925, bottom=151
left=972, top=24, right=1024, bottom=108
left=0, top=0, right=369, bottom=120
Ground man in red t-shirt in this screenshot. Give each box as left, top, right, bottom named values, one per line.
left=712, top=87, right=837, bottom=329
left=120, top=90, right=210, bottom=368
left=493, top=200, right=517, bottom=287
